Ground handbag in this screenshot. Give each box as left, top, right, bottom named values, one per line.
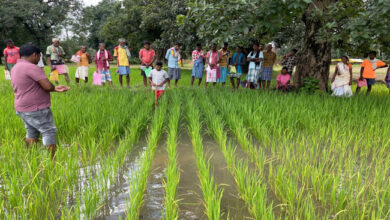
left=49, top=70, right=59, bottom=81
left=357, top=79, right=367, bottom=87
left=71, top=55, right=80, bottom=63
left=144, top=67, right=153, bottom=77
left=4, top=70, right=11, bottom=80
left=93, top=71, right=102, bottom=85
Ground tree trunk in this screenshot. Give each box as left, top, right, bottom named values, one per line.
left=294, top=3, right=334, bottom=92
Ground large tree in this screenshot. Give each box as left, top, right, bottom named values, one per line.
left=98, top=0, right=190, bottom=60
left=182, top=0, right=389, bottom=91
left=0, top=0, right=81, bottom=49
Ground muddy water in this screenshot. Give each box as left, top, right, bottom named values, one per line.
left=95, top=137, right=148, bottom=219
left=139, top=136, right=168, bottom=220
left=176, top=130, right=207, bottom=220
left=202, top=133, right=251, bottom=220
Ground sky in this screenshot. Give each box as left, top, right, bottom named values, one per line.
left=82, top=0, right=101, bottom=6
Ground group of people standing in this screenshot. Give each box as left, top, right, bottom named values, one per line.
left=190, top=42, right=297, bottom=91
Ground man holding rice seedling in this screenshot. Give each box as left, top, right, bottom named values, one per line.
left=74, top=45, right=92, bottom=84
left=46, top=38, right=70, bottom=84
left=114, top=38, right=131, bottom=88
left=356, top=51, right=388, bottom=95
left=246, top=42, right=263, bottom=89
left=11, top=43, right=69, bottom=159
left=139, top=41, right=156, bottom=87
left=3, top=39, right=20, bottom=72
left=205, top=43, right=221, bottom=88
left=191, top=43, right=205, bottom=87
left=165, top=42, right=182, bottom=88
left=95, top=43, right=113, bottom=86
left=148, top=61, right=169, bottom=99
left=218, top=42, right=232, bottom=86
left=260, top=44, right=276, bottom=90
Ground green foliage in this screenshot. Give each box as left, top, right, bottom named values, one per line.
left=300, top=77, right=320, bottom=94
left=0, top=0, right=81, bottom=49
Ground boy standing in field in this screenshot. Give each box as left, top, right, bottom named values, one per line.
left=260, top=44, right=276, bottom=90
left=46, top=38, right=70, bottom=84
left=148, top=61, right=169, bottom=99
left=11, top=44, right=69, bottom=159
left=139, top=41, right=156, bottom=87
left=218, top=42, right=231, bottom=86
left=165, top=43, right=182, bottom=88
left=95, top=43, right=113, bottom=86
left=3, top=39, right=20, bottom=72
left=75, top=45, right=92, bottom=84
left=114, top=38, right=131, bottom=88
left=356, top=51, right=388, bottom=95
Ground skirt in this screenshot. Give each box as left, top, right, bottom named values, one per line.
left=206, top=66, right=217, bottom=83
left=217, top=67, right=229, bottom=83
left=332, top=85, right=353, bottom=97
left=192, top=59, right=204, bottom=79
left=168, top=68, right=181, bottom=80
left=260, top=67, right=273, bottom=81
left=247, top=69, right=259, bottom=83
left=75, top=66, right=89, bottom=80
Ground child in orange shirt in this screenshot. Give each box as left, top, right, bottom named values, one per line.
left=356, top=51, right=388, bottom=95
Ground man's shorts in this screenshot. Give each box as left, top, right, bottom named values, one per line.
left=365, top=78, right=376, bottom=86
left=16, top=108, right=57, bottom=146
left=118, top=66, right=130, bottom=75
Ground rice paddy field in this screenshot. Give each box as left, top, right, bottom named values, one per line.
left=1, top=64, right=390, bottom=219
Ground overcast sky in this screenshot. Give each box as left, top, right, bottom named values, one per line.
left=82, top=0, right=101, bottom=6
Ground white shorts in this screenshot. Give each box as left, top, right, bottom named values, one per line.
left=75, top=66, right=89, bottom=80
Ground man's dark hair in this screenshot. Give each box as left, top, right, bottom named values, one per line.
left=196, top=43, right=202, bottom=47
left=174, top=42, right=181, bottom=46
left=19, top=43, right=41, bottom=57
left=5, top=39, right=13, bottom=44
left=369, top=51, right=377, bottom=56
left=223, top=42, right=229, bottom=46
left=156, top=61, right=163, bottom=66
left=292, top=49, right=298, bottom=53
left=236, top=46, right=243, bottom=50
left=282, top=67, right=288, bottom=71
left=211, top=43, right=217, bottom=46
left=144, top=41, right=151, bottom=45
left=253, top=42, right=260, bottom=47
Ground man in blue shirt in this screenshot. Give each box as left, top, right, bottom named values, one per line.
left=165, top=43, right=181, bottom=88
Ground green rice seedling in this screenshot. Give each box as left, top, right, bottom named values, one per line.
left=193, top=90, right=275, bottom=219
left=185, top=93, right=223, bottom=220
left=163, top=92, right=181, bottom=220
left=127, top=94, right=168, bottom=220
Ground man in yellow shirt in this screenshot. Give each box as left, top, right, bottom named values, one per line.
left=75, top=45, right=92, bottom=84
left=356, top=51, right=388, bottom=95
left=114, top=38, right=131, bottom=87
